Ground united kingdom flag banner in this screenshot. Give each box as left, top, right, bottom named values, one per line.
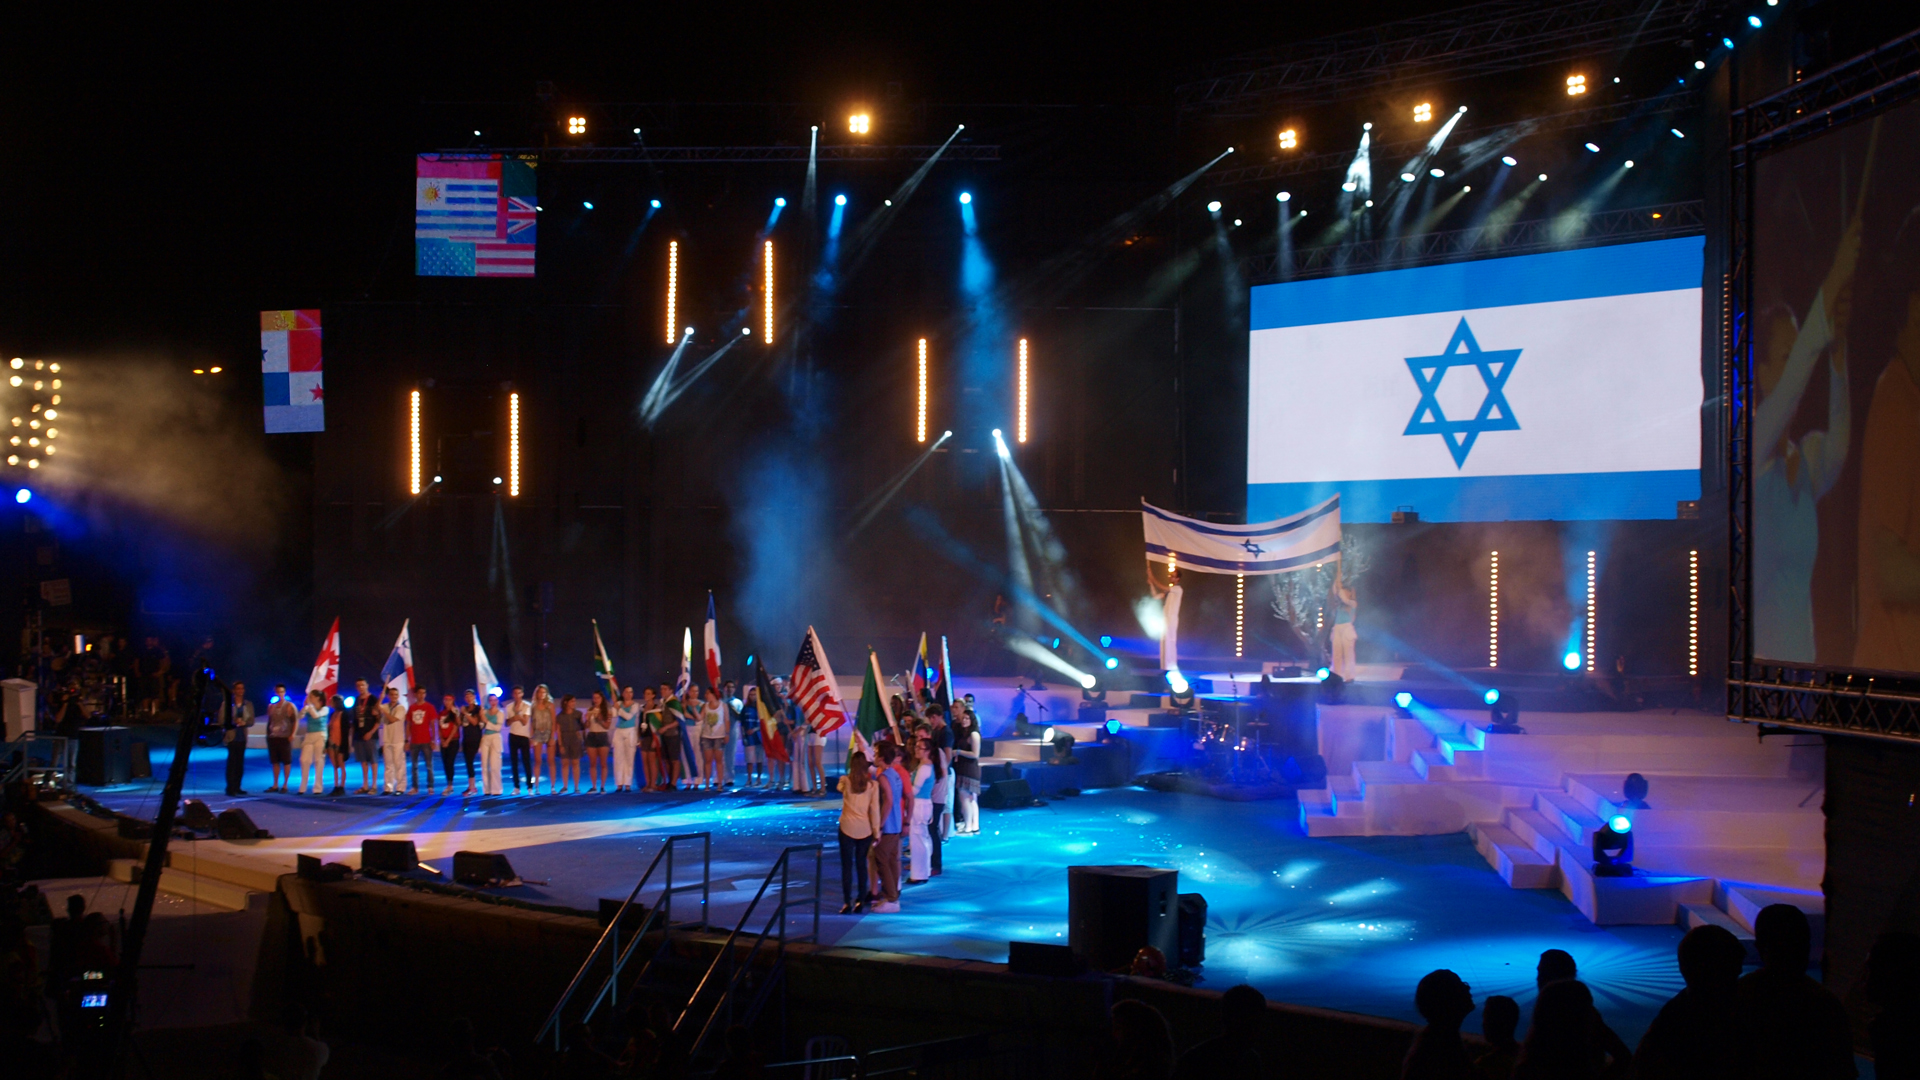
left=262, top=309, right=324, bottom=433
left=415, top=154, right=537, bottom=277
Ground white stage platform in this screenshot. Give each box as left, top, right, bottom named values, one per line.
left=1303, top=704, right=1826, bottom=932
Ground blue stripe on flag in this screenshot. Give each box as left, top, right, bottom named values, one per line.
left=1141, top=497, right=1338, bottom=538
left=1247, top=469, right=1700, bottom=523
left=1144, top=542, right=1342, bottom=573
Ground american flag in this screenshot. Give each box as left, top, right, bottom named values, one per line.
left=789, top=627, right=847, bottom=736
left=415, top=154, right=537, bottom=278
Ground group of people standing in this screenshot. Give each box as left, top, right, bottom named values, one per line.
left=832, top=693, right=983, bottom=915
left=217, top=672, right=840, bottom=799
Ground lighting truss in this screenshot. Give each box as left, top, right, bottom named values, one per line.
left=439, top=144, right=1002, bottom=164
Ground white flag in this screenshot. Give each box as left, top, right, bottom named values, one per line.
left=472, top=625, right=501, bottom=699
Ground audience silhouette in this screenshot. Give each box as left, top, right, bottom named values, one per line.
left=1868, top=931, right=1920, bottom=1080
left=1402, top=968, right=1477, bottom=1080
left=1634, top=923, right=1745, bottom=1079
left=1475, top=994, right=1521, bottom=1080
left=1736, top=903, right=1855, bottom=1079
left=1099, top=998, right=1178, bottom=1080
left=1535, top=949, right=1577, bottom=988
left=1512, top=979, right=1631, bottom=1079
left=1174, top=983, right=1265, bottom=1079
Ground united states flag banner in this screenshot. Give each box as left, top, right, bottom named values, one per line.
left=789, top=626, right=848, bottom=736
left=261, top=309, right=323, bottom=433
left=415, top=154, right=537, bottom=278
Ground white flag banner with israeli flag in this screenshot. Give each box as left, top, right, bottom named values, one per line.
left=1143, top=496, right=1342, bottom=575
left=1247, top=237, right=1703, bottom=523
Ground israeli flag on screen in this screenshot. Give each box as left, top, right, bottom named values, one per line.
left=1247, top=237, right=1703, bottom=523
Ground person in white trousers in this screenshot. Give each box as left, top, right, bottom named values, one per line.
left=611, top=685, right=640, bottom=792
left=479, top=693, right=506, bottom=796
left=953, top=708, right=981, bottom=835
left=907, top=732, right=935, bottom=884
left=379, top=687, right=408, bottom=794
left=298, top=691, right=330, bottom=795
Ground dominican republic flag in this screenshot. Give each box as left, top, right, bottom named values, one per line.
left=754, top=658, right=789, bottom=764
left=472, top=625, right=501, bottom=699
left=307, top=617, right=341, bottom=700
left=592, top=619, right=618, bottom=698
left=380, top=620, right=416, bottom=707
left=703, top=593, right=722, bottom=688
left=789, top=626, right=848, bottom=736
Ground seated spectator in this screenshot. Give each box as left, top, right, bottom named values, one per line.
left=1536, top=948, right=1577, bottom=988
left=1402, top=969, right=1475, bottom=1080
left=1175, top=983, right=1265, bottom=1079
left=1635, top=923, right=1746, bottom=1080
left=1868, top=931, right=1920, bottom=1080
left=1736, top=903, right=1855, bottom=1080
left=1475, top=994, right=1520, bottom=1080
left=1513, top=980, right=1631, bottom=1080
left=1098, top=998, right=1176, bottom=1080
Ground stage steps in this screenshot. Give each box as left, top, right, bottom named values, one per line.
left=107, top=857, right=261, bottom=912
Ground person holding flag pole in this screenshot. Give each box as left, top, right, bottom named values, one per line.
left=378, top=621, right=415, bottom=794
left=752, top=659, right=789, bottom=790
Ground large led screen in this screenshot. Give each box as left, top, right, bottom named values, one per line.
left=1751, top=98, right=1920, bottom=673
left=1247, top=237, right=1704, bottom=524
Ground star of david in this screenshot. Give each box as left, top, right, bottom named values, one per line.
left=1241, top=539, right=1266, bottom=556
left=1403, top=317, right=1522, bottom=468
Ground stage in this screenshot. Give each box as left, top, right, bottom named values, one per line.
left=73, top=732, right=1696, bottom=1045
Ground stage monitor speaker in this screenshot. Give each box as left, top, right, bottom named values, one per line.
left=1177, top=892, right=1207, bottom=967
left=1068, top=865, right=1178, bottom=971
left=216, top=807, right=271, bottom=840
left=180, top=799, right=217, bottom=831
left=979, top=777, right=1033, bottom=810
left=130, top=741, right=152, bottom=780
left=1007, top=941, right=1084, bottom=977
left=76, top=726, right=132, bottom=786
left=454, top=850, right=519, bottom=886
left=360, top=838, right=419, bottom=873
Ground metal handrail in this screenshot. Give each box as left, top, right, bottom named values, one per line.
left=4, top=732, right=75, bottom=791
left=536, top=831, right=710, bottom=1049
left=675, top=843, right=823, bottom=1060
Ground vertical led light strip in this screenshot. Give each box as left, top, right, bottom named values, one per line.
left=666, top=241, right=679, bottom=344
left=916, top=338, right=928, bottom=443
left=1017, top=338, right=1030, bottom=444
left=1489, top=551, right=1500, bottom=668
left=763, top=240, right=774, bottom=342
left=508, top=391, right=521, bottom=497
left=1234, top=573, right=1245, bottom=658
left=1586, top=550, right=1597, bottom=672
left=1688, top=550, right=1699, bottom=676
left=408, top=389, right=422, bottom=495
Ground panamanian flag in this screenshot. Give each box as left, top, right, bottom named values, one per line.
left=262, top=310, right=323, bottom=433
left=380, top=620, right=416, bottom=708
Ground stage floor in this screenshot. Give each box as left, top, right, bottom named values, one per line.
left=79, top=741, right=1691, bottom=1043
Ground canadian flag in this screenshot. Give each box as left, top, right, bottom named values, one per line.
left=307, top=617, right=341, bottom=700
left=703, top=592, right=722, bottom=688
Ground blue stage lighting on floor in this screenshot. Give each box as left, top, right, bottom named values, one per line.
left=1394, top=691, right=1413, bottom=709
left=1316, top=667, right=1331, bottom=682
left=1483, top=688, right=1501, bottom=705
left=13, top=488, right=29, bottom=504
left=1563, top=651, right=1581, bottom=670
left=774, top=197, right=786, bottom=207
left=958, top=191, right=972, bottom=205
left=1104, top=657, right=1119, bottom=670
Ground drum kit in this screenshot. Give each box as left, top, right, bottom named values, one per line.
left=1190, top=705, right=1275, bottom=784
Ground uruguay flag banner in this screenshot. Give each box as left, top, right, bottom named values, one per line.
left=703, top=593, right=722, bottom=688
left=380, top=619, right=416, bottom=707
left=1142, top=497, right=1342, bottom=576
left=1247, top=237, right=1703, bottom=523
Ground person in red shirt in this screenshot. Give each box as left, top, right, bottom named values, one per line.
left=404, top=692, right=439, bottom=796
left=435, top=694, right=460, bottom=796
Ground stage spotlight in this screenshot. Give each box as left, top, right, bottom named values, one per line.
left=1365, top=199, right=1373, bottom=207
left=13, top=488, right=28, bottom=504
left=958, top=191, right=972, bottom=205
left=1050, top=637, right=1062, bottom=650
left=1671, top=128, right=1686, bottom=138
left=1078, top=673, right=1096, bottom=690
left=1413, top=102, right=1432, bottom=122
left=1566, top=74, right=1587, bottom=95
left=1041, top=726, right=1054, bottom=743
left=1277, top=191, right=1291, bottom=202
left=1564, top=651, right=1581, bottom=671
left=1483, top=688, right=1501, bottom=705
left=834, top=194, right=847, bottom=206
left=1695, top=59, right=1706, bottom=69
left=1206, top=200, right=1222, bottom=213
left=650, top=199, right=661, bottom=208
left=1585, top=143, right=1600, bottom=152
left=1624, top=160, right=1635, bottom=168
left=1538, top=173, right=1548, bottom=182
left=1501, top=156, right=1517, bottom=166
left=1723, top=36, right=1735, bottom=48
left=343, top=695, right=357, bottom=708
left=1593, top=815, right=1633, bottom=876
left=1099, top=635, right=1113, bottom=648
left=433, top=475, right=442, bottom=484
left=1394, top=691, right=1413, bottom=709
left=1429, top=168, right=1445, bottom=178
left=1315, top=667, right=1331, bottom=682
left=1278, top=128, right=1297, bottom=149
left=567, top=116, right=586, bottom=135
left=1363, top=122, right=1372, bottom=130
left=1463, top=185, right=1471, bottom=192
left=1167, top=670, right=1189, bottom=695
left=1400, top=172, right=1416, bottom=183
left=582, top=201, right=593, bottom=210
left=774, top=197, right=787, bottom=207
left=492, top=476, right=502, bottom=486
left=1105, top=717, right=1122, bottom=736
left=849, top=113, right=871, bottom=134
left=1104, top=657, right=1119, bottom=670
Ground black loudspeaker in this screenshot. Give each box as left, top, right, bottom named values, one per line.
left=130, top=742, right=152, bottom=780
left=216, top=807, right=271, bottom=840
left=979, top=777, right=1033, bottom=810
left=77, top=727, right=132, bottom=786
left=1068, top=865, right=1179, bottom=971
left=360, top=838, right=419, bottom=873
left=1177, top=893, right=1207, bottom=967
left=181, top=799, right=217, bottom=831
left=1007, top=941, right=1084, bottom=977
left=453, top=850, right=519, bottom=886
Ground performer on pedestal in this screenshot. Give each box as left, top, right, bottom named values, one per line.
left=1149, top=565, right=1183, bottom=675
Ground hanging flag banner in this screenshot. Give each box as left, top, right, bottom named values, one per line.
left=1141, top=496, right=1342, bottom=575
left=262, top=310, right=324, bottom=433
left=415, top=154, right=537, bottom=277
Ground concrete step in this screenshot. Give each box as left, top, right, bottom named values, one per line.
left=1437, top=737, right=1485, bottom=776
left=1298, top=788, right=1335, bottom=816
left=1724, top=883, right=1825, bottom=938
left=108, top=858, right=257, bottom=912
left=1411, top=748, right=1454, bottom=781
left=1303, top=814, right=1377, bottom=838
left=1557, top=851, right=1713, bottom=925
left=1327, top=777, right=1363, bottom=816
left=1537, top=789, right=1605, bottom=846
left=1354, top=760, right=1422, bottom=795
left=1680, top=903, right=1760, bottom=964
left=1472, top=823, right=1557, bottom=889
left=1505, top=807, right=1583, bottom=866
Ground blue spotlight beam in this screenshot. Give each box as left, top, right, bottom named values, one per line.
left=905, top=505, right=1110, bottom=663
left=845, top=430, right=953, bottom=539
left=641, top=333, right=746, bottom=428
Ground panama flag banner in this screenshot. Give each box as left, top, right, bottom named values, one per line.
left=307, top=618, right=340, bottom=700
left=472, top=626, right=501, bottom=699
left=262, top=310, right=324, bottom=433
left=703, top=593, right=723, bottom=688
left=415, top=154, right=537, bottom=277
left=380, top=620, right=416, bottom=707
left=1142, top=496, right=1343, bottom=576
